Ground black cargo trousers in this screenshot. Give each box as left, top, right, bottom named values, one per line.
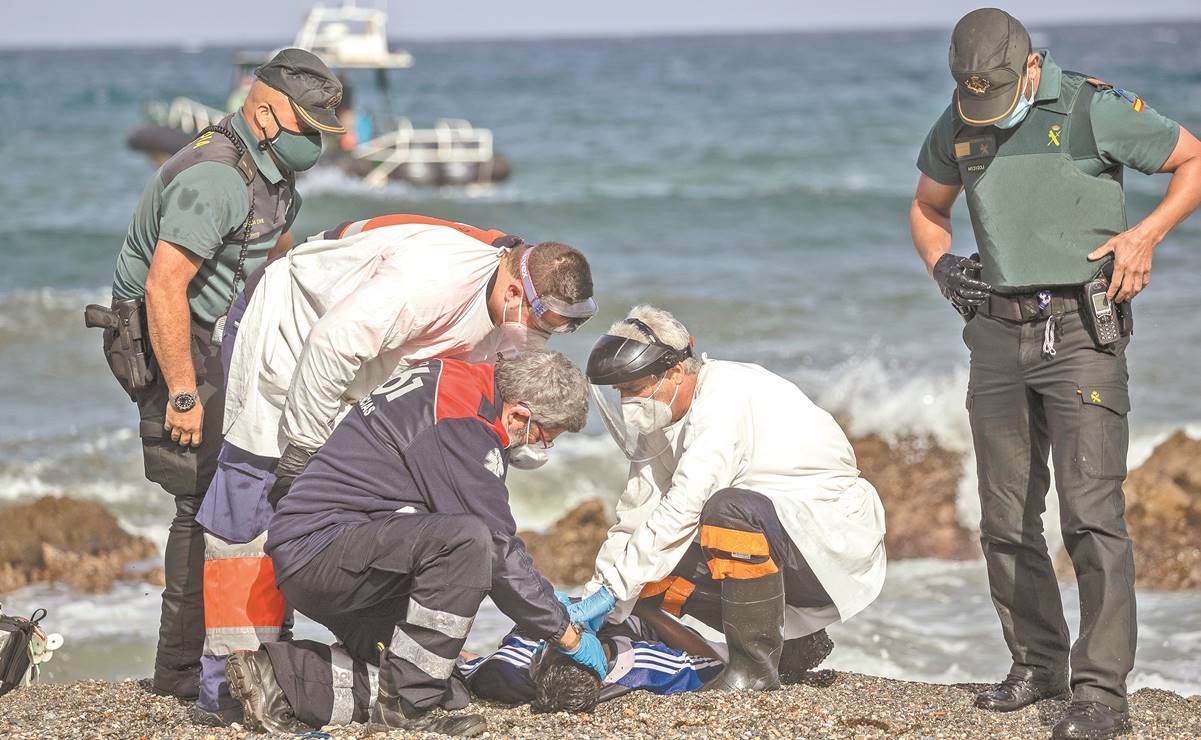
left=964, top=307, right=1135, bottom=712
left=265, top=513, right=492, bottom=728
left=106, top=316, right=225, bottom=697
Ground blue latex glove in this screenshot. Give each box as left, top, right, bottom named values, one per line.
left=566, top=586, right=616, bottom=633
left=558, top=630, right=608, bottom=680
left=553, top=590, right=573, bottom=609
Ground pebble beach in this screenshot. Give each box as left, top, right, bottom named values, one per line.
left=3, top=671, right=1199, bottom=739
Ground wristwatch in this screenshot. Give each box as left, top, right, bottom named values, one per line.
left=170, top=390, right=198, bottom=412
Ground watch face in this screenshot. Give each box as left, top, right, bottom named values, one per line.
left=173, top=392, right=197, bottom=412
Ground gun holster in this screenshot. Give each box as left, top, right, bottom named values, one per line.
left=85, top=299, right=156, bottom=401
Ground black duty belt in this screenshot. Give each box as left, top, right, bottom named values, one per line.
left=980, top=288, right=1081, bottom=323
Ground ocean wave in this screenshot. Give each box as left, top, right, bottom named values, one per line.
left=296, top=165, right=911, bottom=208
left=0, top=286, right=110, bottom=344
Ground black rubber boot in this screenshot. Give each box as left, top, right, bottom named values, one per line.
left=702, top=571, right=785, bottom=692
left=367, top=689, right=486, bottom=737
left=779, top=629, right=834, bottom=683
left=225, top=649, right=304, bottom=734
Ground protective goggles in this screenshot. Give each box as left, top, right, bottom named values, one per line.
left=518, top=246, right=597, bottom=334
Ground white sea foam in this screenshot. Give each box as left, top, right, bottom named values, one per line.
left=11, top=561, right=1198, bottom=694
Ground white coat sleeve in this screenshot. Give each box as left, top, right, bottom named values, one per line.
left=595, top=394, right=748, bottom=603
left=281, top=258, right=420, bottom=451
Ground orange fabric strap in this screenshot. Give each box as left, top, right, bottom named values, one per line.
left=638, top=576, right=696, bottom=617
left=203, top=556, right=286, bottom=629
left=347, top=213, right=507, bottom=245
left=700, top=525, right=771, bottom=558
left=706, top=556, right=779, bottom=580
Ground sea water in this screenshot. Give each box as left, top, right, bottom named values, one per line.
left=1, top=24, right=1200, bottom=694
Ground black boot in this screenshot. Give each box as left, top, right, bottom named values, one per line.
left=779, top=629, right=834, bottom=684
left=702, top=571, right=785, bottom=692
left=367, top=688, right=486, bottom=737
left=975, top=674, right=1069, bottom=712
left=1052, top=701, right=1131, bottom=739
left=225, top=649, right=304, bottom=734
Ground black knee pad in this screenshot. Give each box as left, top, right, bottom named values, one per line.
left=700, top=487, right=756, bottom=524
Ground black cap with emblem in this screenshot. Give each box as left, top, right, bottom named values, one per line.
left=949, top=8, right=1032, bottom=126
left=255, top=48, right=347, bottom=134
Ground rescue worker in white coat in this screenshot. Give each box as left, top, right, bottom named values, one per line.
left=573, top=305, right=887, bottom=690
left=192, top=213, right=596, bottom=722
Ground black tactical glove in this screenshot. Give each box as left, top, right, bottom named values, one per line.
left=268, top=443, right=315, bottom=509
left=932, top=252, right=991, bottom=319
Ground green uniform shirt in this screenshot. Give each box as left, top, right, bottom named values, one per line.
left=112, top=111, right=301, bottom=324
left=917, top=51, right=1181, bottom=186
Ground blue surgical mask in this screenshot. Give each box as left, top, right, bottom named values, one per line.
left=994, top=73, right=1034, bottom=130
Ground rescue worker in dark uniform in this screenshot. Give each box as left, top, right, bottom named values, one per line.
left=224, top=351, right=605, bottom=736
left=89, top=49, right=344, bottom=699
left=911, top=9, right=1201, bottom=738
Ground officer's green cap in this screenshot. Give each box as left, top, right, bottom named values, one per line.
left=949, top=8, right=1032, bottom=126
left=255, top=48, right=346, bottom=135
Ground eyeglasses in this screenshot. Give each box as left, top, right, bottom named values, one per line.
left=520, top=404, right=554, bottom=449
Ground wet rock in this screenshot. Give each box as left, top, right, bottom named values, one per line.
left=1057, top=431, right=1201, bottom=591
left=850, top=433, right=980, bottom=560
left=0, top=496, right=159, bottom=594
left=519, top=499, right=612, bottom=586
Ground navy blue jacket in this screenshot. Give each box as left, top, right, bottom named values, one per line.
left=266, top=359, right=569, bottom=641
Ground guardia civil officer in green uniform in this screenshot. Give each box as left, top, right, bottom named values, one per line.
left=97, top=49, right=344, bottom=700
left=910, top=9, right=1201, bottom=739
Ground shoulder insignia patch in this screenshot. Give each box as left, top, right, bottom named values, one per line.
left=192, top=130, right=215, bottom=149
left=1108, top=86, right=1144, bottom=111
left=483, top=448, right=505, bottom=478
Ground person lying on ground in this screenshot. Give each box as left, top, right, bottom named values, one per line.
left=456, top=608, right=725, bottom=713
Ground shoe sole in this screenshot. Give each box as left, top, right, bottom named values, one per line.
left=224, top=653, right=264, bottom=733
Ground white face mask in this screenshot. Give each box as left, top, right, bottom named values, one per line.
left=496, top=297, right=550, bottom=357
left=994, top=71, right=1035, bottom=129
left=507, top=413, right=549, bottom=470
left=621, top=378, right=677, bottom=436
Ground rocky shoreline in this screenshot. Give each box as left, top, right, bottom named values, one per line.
left=1, top=671, right=1198, bottom=739
left=521, top=430, right=1201, bottom=591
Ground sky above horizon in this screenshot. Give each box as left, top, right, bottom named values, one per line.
left=3, top=0, right=1200, bottom=48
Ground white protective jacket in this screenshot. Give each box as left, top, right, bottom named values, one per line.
left=589, top=360, right=887, bottom=637
left=223, top=221, right=534, bottom=457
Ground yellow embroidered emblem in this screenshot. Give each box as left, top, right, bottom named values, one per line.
left=192, top=131, right=215, bottom=149
left=1090, top=390, right=1102, bottom=404
left=1047, top=125, right=1061, bottom=147
left=965, top=75, right=990, bottom=95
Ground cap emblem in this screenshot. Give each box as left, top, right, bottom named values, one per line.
left=325, top=92, right=342, bottom=109
left=965, top=75, right=991, bottom=95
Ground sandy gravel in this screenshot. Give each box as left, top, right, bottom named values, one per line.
left=1, top=671, right=1198, bottom=739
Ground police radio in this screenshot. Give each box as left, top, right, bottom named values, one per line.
left=1083, top=278, right=1119, bottom=346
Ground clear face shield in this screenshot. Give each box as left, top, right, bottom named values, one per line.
left=589, top=378, right=677, bottom=463
left=586, top=324, right=694, bottom=463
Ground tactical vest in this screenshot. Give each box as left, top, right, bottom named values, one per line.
left=953, top=72, right=1123, bottom=293
left=158, top=115, right=297, bottom=304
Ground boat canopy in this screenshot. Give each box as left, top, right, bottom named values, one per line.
left=234, top=1, right=414, bottom=70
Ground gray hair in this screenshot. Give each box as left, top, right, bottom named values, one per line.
left=605, top=305, right=703, bottom=374
left=496, top=350, right=589, bottom=432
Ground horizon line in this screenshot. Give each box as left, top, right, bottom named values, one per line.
left=1, top=13, right=1199, bottom=52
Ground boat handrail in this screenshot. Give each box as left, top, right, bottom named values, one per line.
left=354, top=118, right=496, bottom=186
left=145, top=97, right=227, bottom=135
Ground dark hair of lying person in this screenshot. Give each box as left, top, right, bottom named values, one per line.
left=530, top=648, right=602, bottom=714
